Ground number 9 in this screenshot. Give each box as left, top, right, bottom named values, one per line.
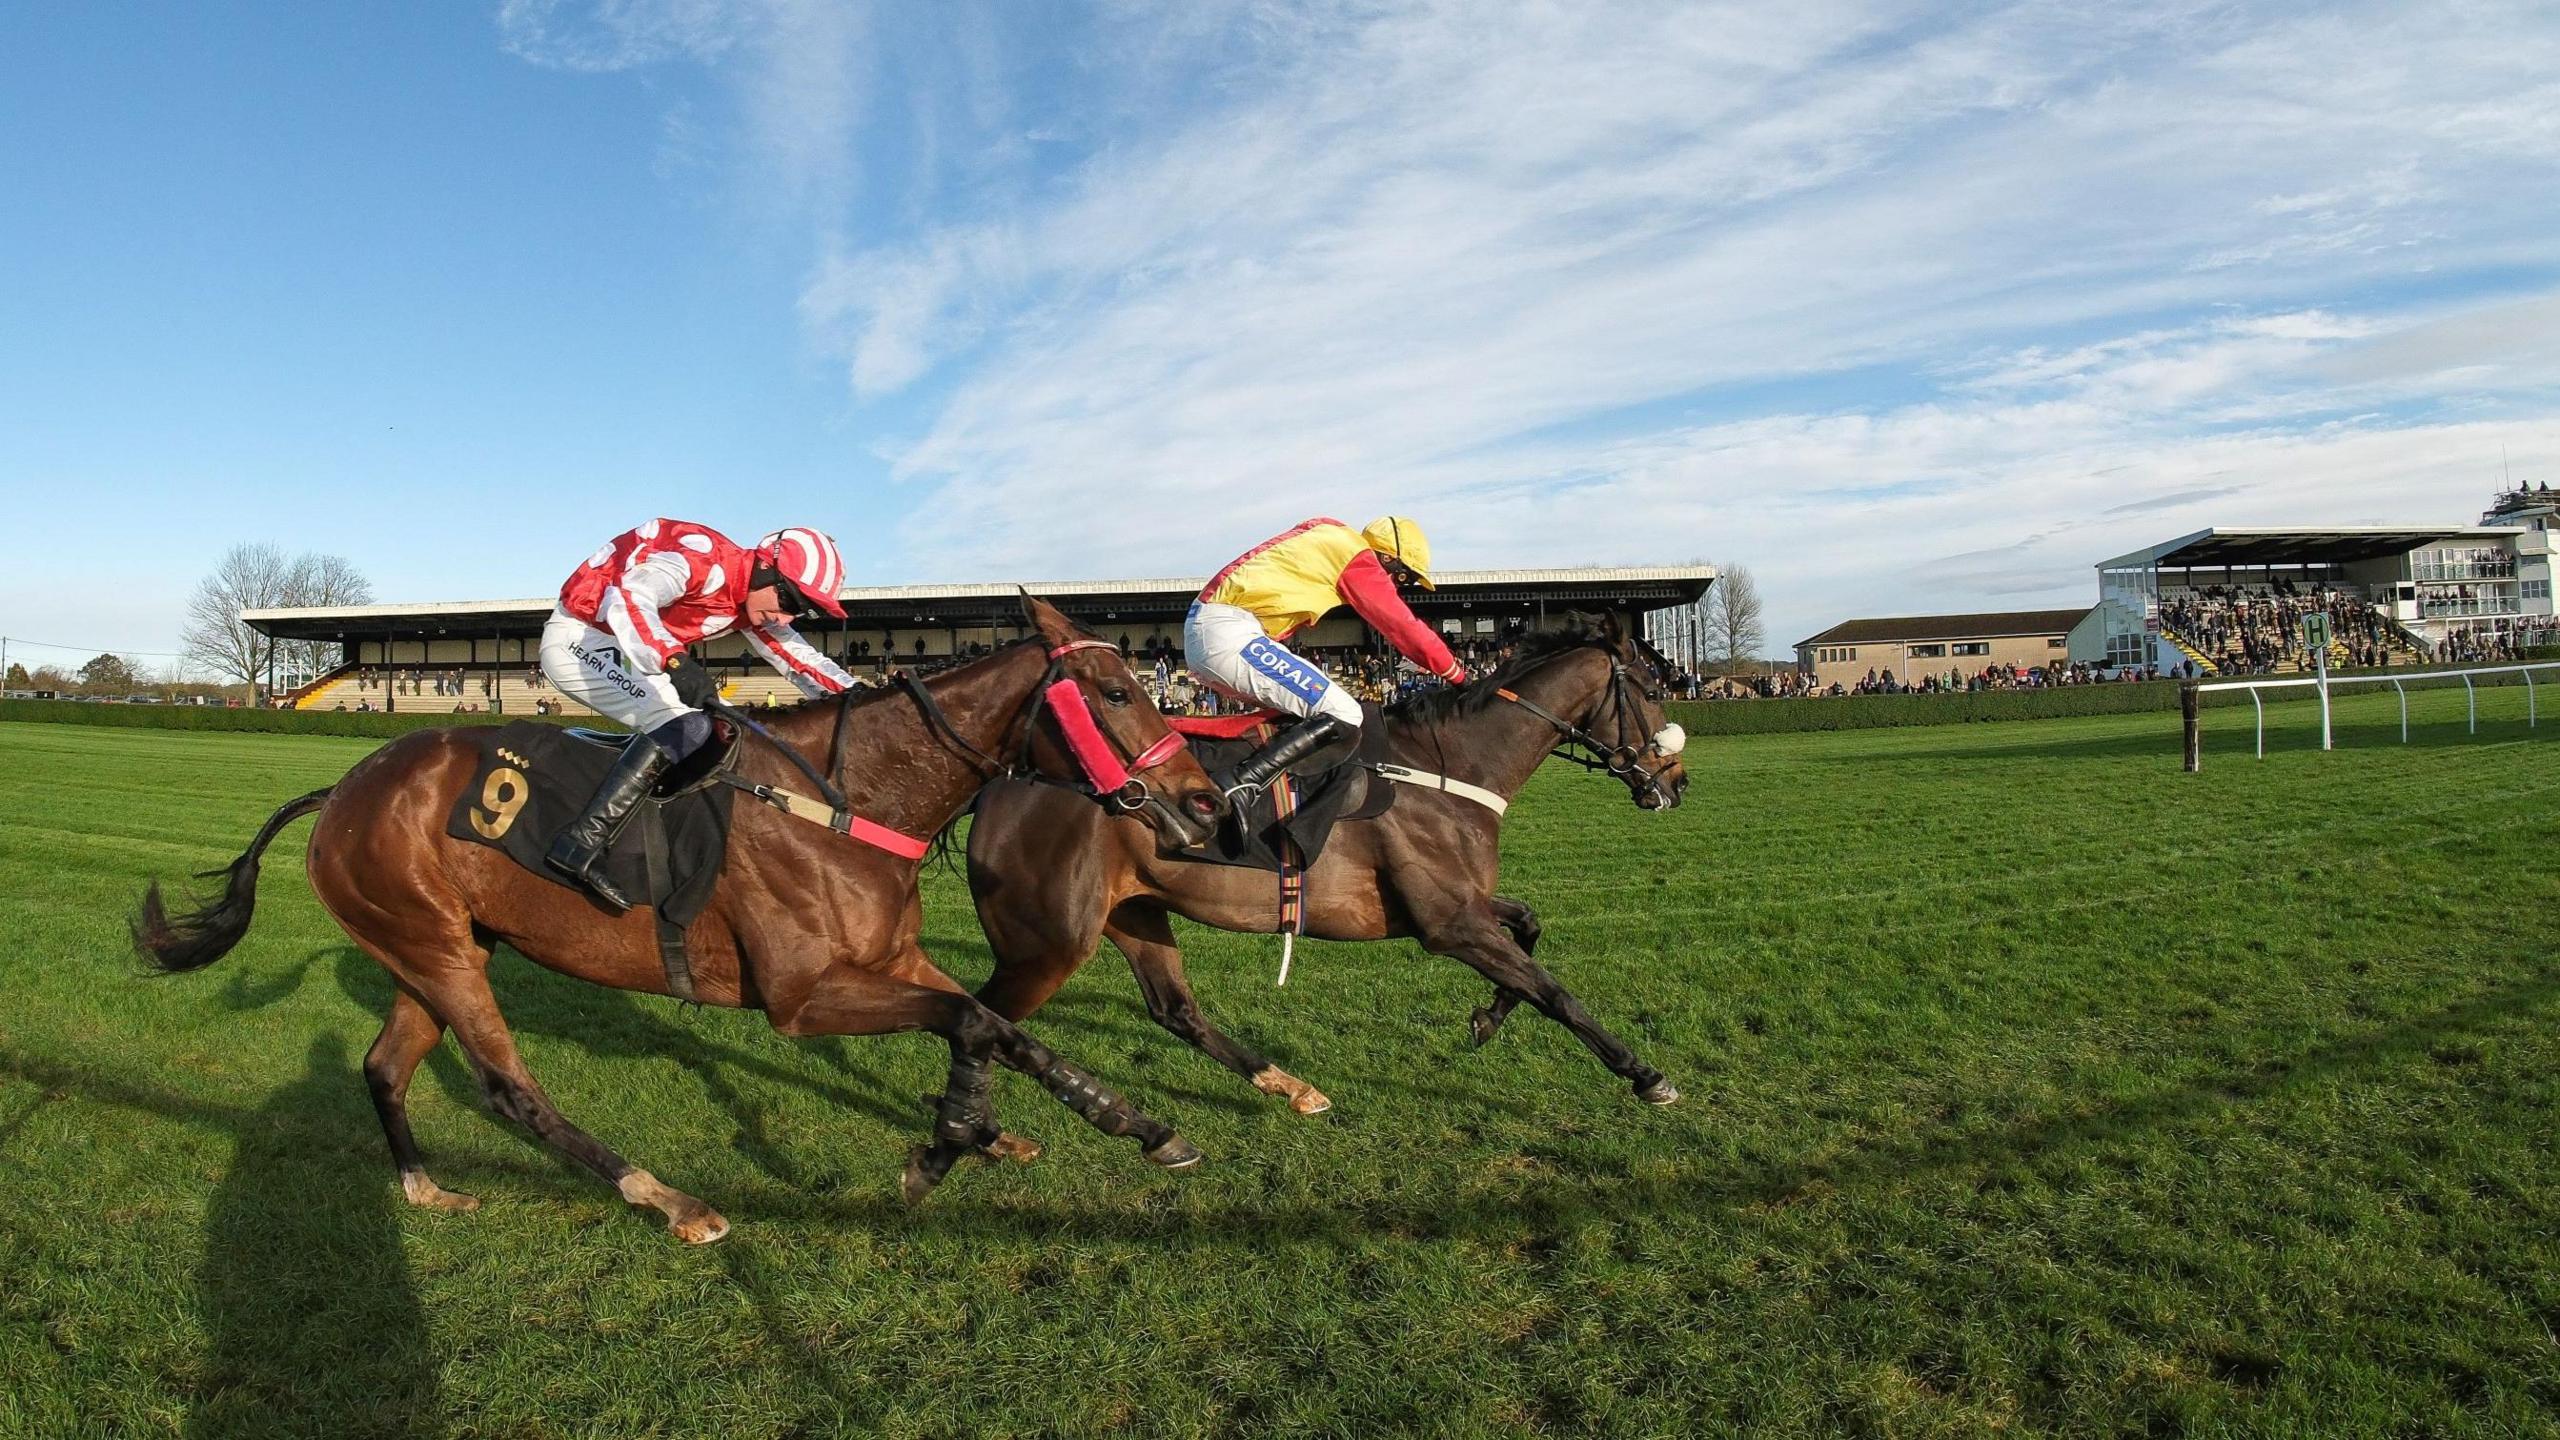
left=469, top=766, right=529, bottom=840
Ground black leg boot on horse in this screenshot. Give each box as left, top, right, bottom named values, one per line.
left=543, top=734, right=671, bottom=912
left=1218, top=712, right=1356, bottom=798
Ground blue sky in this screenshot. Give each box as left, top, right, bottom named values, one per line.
left=4, top=1, right=2556, bottom=669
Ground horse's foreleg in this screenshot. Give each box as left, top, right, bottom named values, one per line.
left=1423, top=905, right=1676, bottom=1106
left=364, top=988, right=477, bottom=1213
left=768, top=962, right=1198, bottom=1202
left=1107, top=905, right=1329, bottom=1116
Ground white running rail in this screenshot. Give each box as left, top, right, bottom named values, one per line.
left=2185, top=661, right=2560, bottom=766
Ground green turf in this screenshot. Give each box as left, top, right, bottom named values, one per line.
left=1, top=694, right=2556, bottom=1439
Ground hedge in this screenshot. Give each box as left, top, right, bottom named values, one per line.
left=1664, top=680, right=2189, bottom=735
left=0, top=699, right=591, bottom=739
left=1666, top=661, right=2560, bottom=736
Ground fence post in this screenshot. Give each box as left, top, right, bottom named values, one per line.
left=2251, top=688, right=2265, bottom=759
left=2393, top=678, right=2406, bottom=743
left=2181, top=681, right=2200, bottom=772
left=2315, top=645, right=2332, bottom=751
left=2465, top=673, right=2476, bottom=734
left=2528, top=667, right=2537, bottom=729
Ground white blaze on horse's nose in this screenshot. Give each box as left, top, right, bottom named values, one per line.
left=1651, top=723, right=1686, bottom=757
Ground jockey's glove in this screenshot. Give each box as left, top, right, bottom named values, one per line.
left=664, top=654, right=720, bottom=710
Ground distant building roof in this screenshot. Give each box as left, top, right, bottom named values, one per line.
left=2094, top=526, right=2523, bottom=571
left=1796, top=607, right=2095, bottom=649
left=242, top=564, right=1716, bottom=644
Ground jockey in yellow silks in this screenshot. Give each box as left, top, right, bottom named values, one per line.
left=1186, top=516, right=1466, bottom=795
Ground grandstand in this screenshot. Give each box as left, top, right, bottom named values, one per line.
left=245, top=566, right=1714, bottom=718
left=2093, top=526, right=2556, bottom=676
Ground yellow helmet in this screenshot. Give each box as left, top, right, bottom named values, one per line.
left=1360, top=516, right=1436, bottom=589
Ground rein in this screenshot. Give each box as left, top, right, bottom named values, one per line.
left=1491, top=651, right=1685, bottom=808
left=714, top=638, right=1193, bottom=857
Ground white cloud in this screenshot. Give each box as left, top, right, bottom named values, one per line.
left=499, top=0, right=870, bottom=211
left=504, top=1, right=2560, bottom=646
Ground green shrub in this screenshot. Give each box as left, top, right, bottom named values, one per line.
left=0, top=699, right=590, bottom=739
left=1668, top=681, right=2193, bottom=735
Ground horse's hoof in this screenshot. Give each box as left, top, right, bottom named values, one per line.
left=1468, top=1009, right=1501, bottom=1047
left=1637, top=1078, right=1681, bottom=1106
left=1143, top=1135, right=1203, bottom=1170
left=981, top=1132, right=1043, bottom=1165
left=400, top=1174, right=480, bottom=1213
left=1253, top=1067, right=1331, bottom=1115
left=901, top=1145, right=944, bottom=1206
left=670, top=1203, right=731, bottom=1245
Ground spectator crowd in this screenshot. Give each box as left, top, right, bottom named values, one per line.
left=2159, top=583, right=2408, bottom=673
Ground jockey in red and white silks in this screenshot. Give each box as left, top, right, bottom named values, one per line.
left=538, top=519, right=856, bottom=911
left=542, top=519, right=855, bottom=739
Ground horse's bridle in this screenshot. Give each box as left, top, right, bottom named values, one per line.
left=877, top=638, right=1189, bottom=815
left=1495, top=645, right=1687, bottom=809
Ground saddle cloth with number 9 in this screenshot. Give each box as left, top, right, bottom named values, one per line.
left=442, top=721, right=737, bottom=927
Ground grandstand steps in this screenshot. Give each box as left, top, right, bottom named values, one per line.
left=2158, top=626, right=2219, bottom=677
left=294, top=672, right=365, bottom=711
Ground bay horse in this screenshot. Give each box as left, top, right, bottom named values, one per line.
left=132, top=598, right=1227, bottom=1242
left=961, top=616, right=1689, bottom=1121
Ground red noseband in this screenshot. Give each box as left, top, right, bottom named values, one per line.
left=1039, top=640, right=1191, bottom=794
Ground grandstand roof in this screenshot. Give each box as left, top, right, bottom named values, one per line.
left=1794, top=607, right=2095, bottom=649
left=2095, top=526, right=2524, bottom=571
left=243, top=564, right=1716, bottom=643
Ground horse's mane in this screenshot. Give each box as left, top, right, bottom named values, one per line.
left=1381, top=618, right=1615, bottom=727
left=760, top=635, right=1046, bottom=724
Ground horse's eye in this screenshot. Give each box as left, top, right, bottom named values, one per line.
left=1104, top=686, right=1131, bottom=705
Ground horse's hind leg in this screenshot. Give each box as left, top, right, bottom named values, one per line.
left=1469, top=896, right=1541, bottom=1047
left=1105, top=905, right=1330, bottom=1116
left=414, top=963, right=729, bottom=1244
left=364, top=989, right=476, bottom=1213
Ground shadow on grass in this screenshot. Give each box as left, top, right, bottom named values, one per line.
left=24, top=958, right=2552, bottom=1262
left=688, top=964, right=2560, bottom=1248
left=186, top=1033, right=442, bottom=1439
left=0, top=1041, right=446, bottom=1436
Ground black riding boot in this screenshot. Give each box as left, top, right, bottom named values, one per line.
left=1220, top=713, right=1356, bottom=797
left=543, top=735, right=673, bottom=912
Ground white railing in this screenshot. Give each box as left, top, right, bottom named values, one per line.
left=2183, top=661, right=2560, bottom=765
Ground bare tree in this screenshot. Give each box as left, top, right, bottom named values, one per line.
left=182, top=544, right=292, bottom=687
left=181, top=543, right=373, bottom=691
left=279, top=551, right=374, bottom=683
left=1699, top=562, right=1767, bottom=668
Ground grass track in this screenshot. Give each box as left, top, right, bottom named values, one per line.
left=1, top=692, right=2556, bottom=1438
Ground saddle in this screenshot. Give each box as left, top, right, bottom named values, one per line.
left=1165, top=705, right=1395, bottom=874
left=444, top=722, right=741, bottom=999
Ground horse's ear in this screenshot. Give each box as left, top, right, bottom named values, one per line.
left=1599, top=611, right=1624, bottom=643
left=1022, top=595, right=1076, bottom=647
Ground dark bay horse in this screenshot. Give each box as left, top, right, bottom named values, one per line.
left=962, top=617, right=1690, bottom=1120
left=133, top=599, right=1227, bottom=1242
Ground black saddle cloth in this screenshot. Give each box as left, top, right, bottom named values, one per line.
left=443, top=722, right=737, bottom=926
left=1172, top=705, right=1395, bottom=872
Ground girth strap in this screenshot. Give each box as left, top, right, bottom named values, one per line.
left=1371, top=763, right=1509, bottom=815
left=636, top=802, right=698, bottom=1003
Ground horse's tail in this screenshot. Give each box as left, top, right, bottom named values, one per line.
left=131, top=787, right=334, bottom=974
